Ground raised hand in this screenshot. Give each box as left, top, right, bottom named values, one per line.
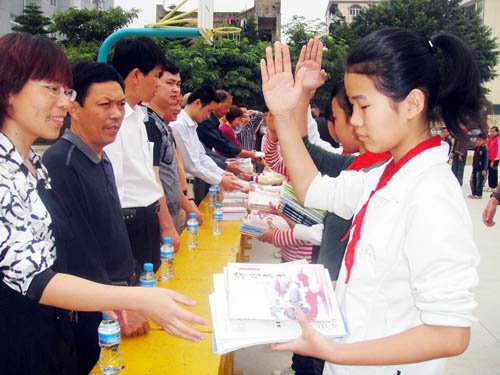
left=295, top=36, right=327, bottom=91
left=260, top=42, right=306, bottom=118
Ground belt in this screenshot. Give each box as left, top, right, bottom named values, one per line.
left=122, top=201, right=160, bottom=220
left=69, top=272, right=137, bottom=323
left=111, top=272, right=136, bottom=287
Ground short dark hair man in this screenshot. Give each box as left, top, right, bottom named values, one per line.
left=42, top=62, right=148, bottom=375
left=104, top=36, right=181, bottom=270
left=142, top=58, right=203, bottom=231
left=171, top=85, right=242, bottom=204
left=197, top=89, right=259, bottom=161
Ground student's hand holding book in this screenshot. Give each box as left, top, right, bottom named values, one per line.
left=270, top=307, right=333, bottom=359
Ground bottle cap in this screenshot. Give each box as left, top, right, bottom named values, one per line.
left=144, top=263, right=153, bottom=271
left=215, top=203, right=221, bottom=208
left=189, top=213, right=196, bottom=219
left=102, top=313, right=112, bottom=321
left=163, top=237, right=171, bottom=244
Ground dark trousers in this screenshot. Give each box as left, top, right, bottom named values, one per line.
left=72, top=312, right=101, bottom=375
left=123, top=202, right=161, bottom=272
left=470, top=170, right=486, bottom=197
left=292, top=353, right=325, bottom=375
left=194, top=177, right=210, bottom=206
left=488, top=160, right=498, bottom=189
left=451, top=154, right=466, bottom=186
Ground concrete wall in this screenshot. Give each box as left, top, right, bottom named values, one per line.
left=482, top=0, right=500, bottom=114
left=326, top=0, right=381, bottom=29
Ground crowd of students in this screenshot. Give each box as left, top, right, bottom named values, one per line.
left=0, top=24, right=495, bottom=375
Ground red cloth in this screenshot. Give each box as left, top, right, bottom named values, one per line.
left=341, top=136, right=441, bottom=283
left=219, top=122, right=241, bottom=147
left=487, top=136, right=499, bottom=161
left=346, top=151, right=392, bottom=172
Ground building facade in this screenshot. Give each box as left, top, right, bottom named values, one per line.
left=325, top=0, right=381, bottom=33
left=462, top=0, right=500, bottom=120
left=157, top=0, right=281, bottom=42
left=1, top=0, right=114, bottom=36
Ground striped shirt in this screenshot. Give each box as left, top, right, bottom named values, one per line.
left=272, top=228, right=312, bottom=263
left=262, top=132, right=287, bottom=175
left=236, top=111, right=264, bottom=151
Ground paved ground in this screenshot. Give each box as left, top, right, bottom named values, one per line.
left=234, top=164, right=500, bottom=375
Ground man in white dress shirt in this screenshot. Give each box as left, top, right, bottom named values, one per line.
left=104, top=36, right=179, bottom=273
left=171, top=85, right=242, bottom=204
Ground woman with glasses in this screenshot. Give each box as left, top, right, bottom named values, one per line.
left=0, top=33, right=208, bottom=375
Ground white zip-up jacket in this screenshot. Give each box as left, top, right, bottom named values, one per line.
left=304, top=143, right=479, bottom=375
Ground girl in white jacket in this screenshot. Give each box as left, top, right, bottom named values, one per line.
left=259, top=28, right=484, bottom=374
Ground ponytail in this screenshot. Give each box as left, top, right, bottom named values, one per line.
left=345, top=28, right=487, bottom=139
left=431, top=33, right=485, bottom=138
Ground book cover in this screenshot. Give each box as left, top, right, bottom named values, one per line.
left=226, top=263, right=336, bottom=322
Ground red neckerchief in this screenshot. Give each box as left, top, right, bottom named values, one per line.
left=346, top=151, right=392, bottom=172
left=341, top=136, right=441, bottom=283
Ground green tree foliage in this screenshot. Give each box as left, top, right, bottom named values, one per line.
left=12, top=4, right=52, bottom=36
left=283, top=15, right=343, bottom=112
left=241, top=16, right=259, bottom=44
left=158, top=38, right=269, bottom=109
left=52, top=7, right=139, bottom=46
left=51, top=7, right=139, bottom=63
left=329, top=0, right=499, bottom=83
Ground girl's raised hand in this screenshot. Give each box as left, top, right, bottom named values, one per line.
left=295, top=36, right=327, bottom=91
left=260, top=42, right=306, bottom=118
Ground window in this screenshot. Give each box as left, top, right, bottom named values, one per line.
left=50, top=0, right=57, bottom=5
left=350, top=5, right=361, bottom=17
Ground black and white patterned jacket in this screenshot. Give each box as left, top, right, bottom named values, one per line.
left=0, top=132, right=56, bottom=296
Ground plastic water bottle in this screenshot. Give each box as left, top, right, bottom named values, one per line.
left=213, top=203, right=223, bottom=235
left=139, top=262, right=156, bottom=287
left=159, top=237, right=174, bottom=280
left=208, top=185, right=217, bottom=208
left=186, top=213, right=199, bottom=249
left=98, top=314, right=122, bottom=375
left=214, top=185, right=221, bottom=203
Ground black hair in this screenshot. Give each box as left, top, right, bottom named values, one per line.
left=345, top=28, right=486, bottom=140
left=72, top=62, right=124, bottom=106
left=491, top=126, right=499, bottom=132
left=111, top=36, right=167, bottom=80
left=216, top=89, right=231, bottom=103
left=325, top=80, right=352, bottom=124
left=187, top=84, right=219, bottom=107
left=164, top=58, right=180, bottom=75
left=476, top=133, right=486, bottom=140
left=226, top=105, right=244, bottom=122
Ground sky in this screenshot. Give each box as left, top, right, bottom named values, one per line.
left=114, top=0, right=331, bottom=36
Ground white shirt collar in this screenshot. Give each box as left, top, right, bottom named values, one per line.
left=179, top=109, right=197, bottom=128
left=125, top=102, right=146, bottom=123
left=376, top=142, right=450, bottom=201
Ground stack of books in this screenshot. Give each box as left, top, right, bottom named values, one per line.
left=239, top=210, right=290, bottom=236
left=209, top=261, right=348, bottom=354
left=222, top=207, right=247, bottom=221
left=247, top=190, right=281, bottom=211
left=279, top=180, right=326, bottom=226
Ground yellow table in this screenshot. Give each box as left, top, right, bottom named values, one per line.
left=91, top=198, right=245, bottom=375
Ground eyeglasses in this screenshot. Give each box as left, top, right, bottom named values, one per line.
left=32, top=82, right=77, bottom=102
